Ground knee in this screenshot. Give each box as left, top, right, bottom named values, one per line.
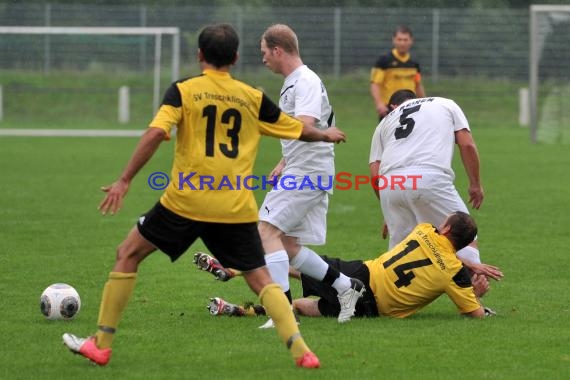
left=258, top=221, right=283, bottom=244
left=115, top=241, right=143, bottom=266
left=292, top=299, right=303, bottom=314
left=293, top=298, right=319, bottom=317
left=281, top=236, right=300, bottom=256
left=243, top=267, right=272, bottom=295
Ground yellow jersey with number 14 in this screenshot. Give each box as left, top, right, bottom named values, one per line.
left=149, top=69, right=303, bottom=223
left=364, top=223, right=481, bottom=318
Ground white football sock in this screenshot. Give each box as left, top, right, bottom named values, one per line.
left=290, top=246, right=352, bottom=293
left=290, top=246, right=327, bottom=280
left=265, top=250, right=290, bottom=292
left=331, top=273, right=352, bottom=294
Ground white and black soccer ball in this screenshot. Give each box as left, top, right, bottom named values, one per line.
left=40, top=283, right=81, bottom=320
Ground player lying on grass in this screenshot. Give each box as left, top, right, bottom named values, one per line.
left=195, top=211, right=503, bottom=319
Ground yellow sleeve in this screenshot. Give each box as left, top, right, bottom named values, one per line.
left=148, top=82, right=184, bottom=140
left=257, top=93, right=303, bottom=140
left=446, top=282, right=481, bottom=314
left=259, top=113, right=303, bottom=140
left=370, top=67, right=385, bottom=84
left=149, top=105, right=181, bottom=141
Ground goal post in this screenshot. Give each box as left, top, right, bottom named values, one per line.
left=529, top=5, right=570, bottom=144
left=0, top=26, right=180, bottom=113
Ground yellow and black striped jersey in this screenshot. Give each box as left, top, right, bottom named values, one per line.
left=365, top=223, right=481, bottom=318
left=149, top=69, right=303, bottom=223
left=370, top=48, right=422, bottom=105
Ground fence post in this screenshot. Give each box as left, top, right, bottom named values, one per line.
left=235, top=7, right=243, bottom=75
left=118, top=86, right=130, bottom=124
left=519, top=87, right=530, bottom=127
left=333, top=7, right=341, bottom=79
left=153, top=34, right=162, bottom=113
left=0, top=85, right=3, bottom=122
left=139, top=5, right=147, bottom=72
left=43, top=3, right=51, bottom=74
left=431, top=8, right=440, bottom=83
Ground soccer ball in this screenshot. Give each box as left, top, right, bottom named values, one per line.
left=40, top=283, right=81, bottom=320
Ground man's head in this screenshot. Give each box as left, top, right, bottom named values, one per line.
left=438, top=211, right=478, bottom=251
left=392, top=25, right=414, bottom=56
left=198, top=24, right=239, bottom=68
left=388, top=89, right=417, bottom=110
left=260, top=24, right=300, bottom=74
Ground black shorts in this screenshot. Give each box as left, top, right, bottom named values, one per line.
left=300, top=255, right=379, bottom=318
left=137, top=202, right=266, bottom=272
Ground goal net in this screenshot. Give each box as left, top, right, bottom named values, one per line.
left=0, top=26, right=180, bottom=129
left=529, top=5, right=570, bottom=144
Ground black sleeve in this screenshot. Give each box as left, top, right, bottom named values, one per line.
left=452, top=266, right=473, bottom=288
left=161, top=82, right=182, bottom=107
left=259, top=93, right=281, bottom=123
left=374, top=53, right=390, bottom=69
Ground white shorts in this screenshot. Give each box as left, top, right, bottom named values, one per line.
left=380, top=169, right=469, bottom=249
left=259, top=186, right=328, bottom=245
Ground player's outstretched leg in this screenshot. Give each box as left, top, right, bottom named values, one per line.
left=337, top=278, right=366, bottom=323
left=259, top=283, right=320, bottom=368
left=207, top=297, right=245, bottom=316
left=193, top=252, right=236, bottom=281
left=62, top=334, right=112, bottom=366
left=207, top=297, right=267, bottom=317
left=63, top=271, right=137, bottom=366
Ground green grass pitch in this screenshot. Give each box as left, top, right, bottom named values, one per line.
left=0, top=74, right=569, bottom=379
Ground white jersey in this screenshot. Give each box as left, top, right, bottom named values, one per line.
left=369, top=97, right=470, bottom=180
left=279, top=65, right=335, bottom=191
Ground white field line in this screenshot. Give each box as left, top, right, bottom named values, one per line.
left=0, top=129, right=143, bottom=137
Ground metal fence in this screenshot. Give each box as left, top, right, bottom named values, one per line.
left=0, top=4, right=532, bottom=80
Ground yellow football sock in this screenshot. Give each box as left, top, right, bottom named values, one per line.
left=95, top=272, right=137, bottom=349
left=259, top=284, right=310, bottom=359
left=229, top=268, right=242, bottom=277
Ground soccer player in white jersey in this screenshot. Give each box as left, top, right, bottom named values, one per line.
left=369, top=89, right=486, bottom=269
left=258, top=24, right=364, bottom=324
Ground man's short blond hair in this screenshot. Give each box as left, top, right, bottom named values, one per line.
left=261, top=24, right=299, bottom=55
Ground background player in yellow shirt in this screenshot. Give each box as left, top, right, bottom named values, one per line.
left=370, top=25, right=426, bottom=120
left=62, top=23, right=347, bottom=369
left=202, top=212, right=502, bottom=319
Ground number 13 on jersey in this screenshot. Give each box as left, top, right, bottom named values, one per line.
left=202, top=105, right=242, bottom=158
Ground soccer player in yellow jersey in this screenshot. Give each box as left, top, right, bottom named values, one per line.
left=203, top=212, right=502, bottom=319
left=294, top=211, right=499, bottom=318
left=62, top=23, right=347, bottom=369
left=370, top=25, right=426, bottom=120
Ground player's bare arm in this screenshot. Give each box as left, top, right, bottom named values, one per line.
left=369, top=160, right=381, bottom=199
left=268, top=158, right=286, bottom=182
left=99, top=127, right=166, bottom=215
left=471, top=273, right=490, bottom=298
left=370, top=83, right=388, bottom=116
left=368, top=160, right=388, bottom=238
left=415, top=82, right=426, bottom=98
left=455, top=129, right=484, bottom=209
left=299, top=124, right=346, bottom=143
left=463, top=306, right=485, bottom=319
left=296, top=114, right=317, bottom=128
left=381, top=223, right=389, bottom=240
left=462, top=260, right=503, bottom=281
left=322, top=126, right=346, bottom=143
